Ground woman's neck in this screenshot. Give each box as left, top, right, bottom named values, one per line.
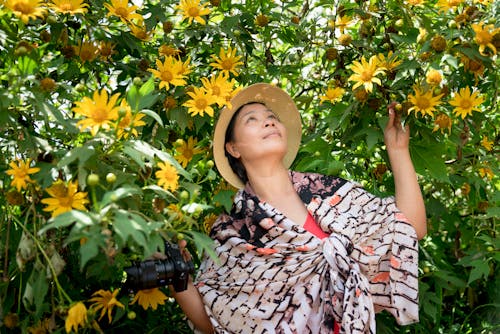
left=246, top=165, right=295, bottom=203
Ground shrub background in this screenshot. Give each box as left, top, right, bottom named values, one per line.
left=0, top=0, right=498, bottom=332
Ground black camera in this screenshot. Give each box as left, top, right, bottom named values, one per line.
left=124, top=242, right=194, bottom=292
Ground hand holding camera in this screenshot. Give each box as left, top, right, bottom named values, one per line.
left=124, top=241, right=195, bottom=292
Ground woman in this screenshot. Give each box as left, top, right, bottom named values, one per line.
left=171, top=83, right=427, bottom=334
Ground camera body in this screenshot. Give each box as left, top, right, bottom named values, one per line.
left=124, top=242, right=194, bottom=292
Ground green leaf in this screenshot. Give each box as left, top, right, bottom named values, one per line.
left=58, top=146, right=95, bottom=168
left=433, top=269, right=467, bottom=290
left=80, top=237, right=100, bottom=269
left=410, top=144, right=449, bottom=182
left=141, top=109, right=163, bottom=127
left=189, top=230, right=218, bottom=264
left=113, top=210, right=149, bottom=247
left=142, top=184, right=176, bottom=199
left=125, top=140, right=191, bottom=179
left=127, top=77, right=160, bottom=111
left=213, top=189, right=235, bottom=213
left=38, top=210, right=95, bottom=235
left=17, top=56, right=37, bottom=76
left=466, top=259, right=491, bottom=284
left=101, top=185, right=142, bottom=208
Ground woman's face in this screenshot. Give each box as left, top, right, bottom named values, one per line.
left=225, top=103, right=288, bottom=165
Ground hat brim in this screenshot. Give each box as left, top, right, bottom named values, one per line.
left=213, top=83, right=302, bottom=189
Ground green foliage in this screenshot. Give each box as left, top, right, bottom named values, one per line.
left=0, top=0, right=498, bottom=333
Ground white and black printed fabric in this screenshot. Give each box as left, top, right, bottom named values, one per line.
left=194, top=171, right=419, bottom=334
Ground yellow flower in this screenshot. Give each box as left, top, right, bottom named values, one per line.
left=376, top=51, right=402, bottom=72
left=178, top=56, right=192, bottom=76
left=65, top=302, right=87, bottom=333
left=347, top=55, right=386, bottom=93
left=89, top=289, right=125, bottom=323
left=159, top=45, right=181, bottom=58
left=460, top=55, right=485, bottom=82
left=176, top=0, right=211, bottom=25
left=449, top=86, right=484, bottom=119
left=319, top=86, right=345, bottom=104
left=407, top=0, right=425, bottom=5
left=203, top=213, right=217, bottom=233
left=426, top=68, right=443, bottom=86
left=461, top=183, right=471, bottom=196
left=4, top=0, right=46, bottom=24
left=49, top=0, right=88, bottom=14
left=209, top=46, right=244, bottom=77
left=183, top=86, right=218, bottom=117
left=6, top=158, right=40, bottom=191
left=104, top=0, right=142, bottom=24
left=175, top=137, right=203, bottom=167
left=223, top=85, right=242, bottom=110
left=116, top=100, right=146, bottom=139
left=432, top=114, right=452, bottom=134
left=130, top=20, right=152, bottom=41
left=130, top=288, right=167, bottom=310
left=98, top=41, right=116, bottom=60
left=73, top=40, right=99, bottom=63
left=478, top=167, right=493, bottom=180
left=417, top=27, right=428, bottom=43
left=156, top=161, right=179, bottom=191
left=167, top=203, right=184, bottom=221
left=73, top=89, right=121, bottom=135
left=408, top=85, right=443, bottom=117
left=41, top=180, right=89, bottom=217
left=436, top=0, right=463, bottom=12
left=334, top=15, right=353, bottom=33
left=480, top=136, right=493, bottom=151
left=148, top=56, right=187, bottom=91
left=471, top=22, right=500, bottom=56
left=28, top=318, right=51, bottom=333
left=200, top=72, right=235, bottom=107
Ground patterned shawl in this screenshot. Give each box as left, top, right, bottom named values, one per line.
left=194, top=171, right=419, bottom=334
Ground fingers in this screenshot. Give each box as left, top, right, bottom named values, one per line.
left=386, top=101, right=397, bottom=130
left=178, top=239, right=192, bottom=262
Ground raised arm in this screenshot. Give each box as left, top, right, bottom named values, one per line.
left=169, top=240, right=214, bottom=334
left=384, top=102, right=427, bottom=239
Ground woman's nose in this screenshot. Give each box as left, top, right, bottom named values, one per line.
left=264, top=118, right=275, bottom=127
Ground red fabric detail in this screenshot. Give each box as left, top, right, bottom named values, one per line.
left=303, top=213, right=329, bottom=239
left=334, top=320, right=340, bottom=334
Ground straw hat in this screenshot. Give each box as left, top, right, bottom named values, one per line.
left=213, top=83, right=302, bottom=189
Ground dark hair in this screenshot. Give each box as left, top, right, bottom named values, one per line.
left=224, top=102, right=266, bottom=185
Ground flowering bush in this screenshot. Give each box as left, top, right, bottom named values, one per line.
left=0, top=0, right=498, bottom=332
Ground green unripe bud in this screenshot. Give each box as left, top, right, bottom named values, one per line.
left=14, top=46, right=29, bottom=57
left=46, top=15, right=58, bottom=24
left=127, top=311, right=136, bottom=320
left=180, top=190, right=189, bottom=200
left=87, top=173, right=100, bottom=186
left=206, top=160, right=214, bottom=169
left=132, top=77, right=142, bottom=86
left=118, top=107, right=127, bottom=118
left=74, top=83, right=86, bottom=92
left=106, top=173, right=117, bottom=184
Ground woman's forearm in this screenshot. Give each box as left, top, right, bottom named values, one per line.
left=170, top=278, right=214, bottom=334
left=388, top=148, right=427, bottom=239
